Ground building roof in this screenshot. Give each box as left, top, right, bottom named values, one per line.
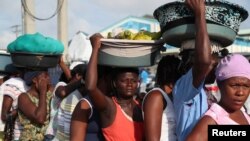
left=99, top=16, right=160, bottom=35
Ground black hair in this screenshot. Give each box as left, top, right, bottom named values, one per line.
left=178, top=49, right=194, bottom=75
left=97, top=65, right=113, bottom=79
left=112, top=67, right=139, bottom=80
left=156, top=55, right=181, bottom=86
left=71, top=64, right=87, bottom=79
left=59, top=72, right=70, bottom=83
left=220, top=48, right=229, bottom=58
left=0, top=73, right=10, bottom=82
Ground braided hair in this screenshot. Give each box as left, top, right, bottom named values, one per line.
left=155, top=55, right=181, bottom=87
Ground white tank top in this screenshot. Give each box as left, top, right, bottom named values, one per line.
left=142, top=88, right=177, bottom=141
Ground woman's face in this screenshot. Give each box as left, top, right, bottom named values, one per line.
left=34, top=71, right=50, bottom=88
left=37, top=71, right=50, bottom=81
left=219, top=76, right=250, bottom=112
left=114, top=72, right=139, bottom=98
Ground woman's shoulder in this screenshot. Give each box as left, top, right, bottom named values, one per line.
left=144, top=89, right=165, bottom=103
left=79, top=98, right=92, bottom=108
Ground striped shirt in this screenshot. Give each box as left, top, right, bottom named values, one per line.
left=53, top=90, right=83, bottom=141
left=45, top=82, right=67, bottom=136
left=1, top=77, right=29, bottom=140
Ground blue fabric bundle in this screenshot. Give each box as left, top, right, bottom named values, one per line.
left=7, top=33, right=64, bottom=54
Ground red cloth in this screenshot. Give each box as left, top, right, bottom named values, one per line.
left=102, top=97, right=144, bottom=141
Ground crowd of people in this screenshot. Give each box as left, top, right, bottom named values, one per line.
left=0, top=0, right=250, bottom=141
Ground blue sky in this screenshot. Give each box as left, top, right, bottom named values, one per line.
left=0, top=0, right=249, bottom=49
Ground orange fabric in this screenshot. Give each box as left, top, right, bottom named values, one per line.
left=102, top=97, right=144, bottom=141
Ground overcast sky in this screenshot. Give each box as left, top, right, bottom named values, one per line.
left=0, top=0, right=249, bottom=49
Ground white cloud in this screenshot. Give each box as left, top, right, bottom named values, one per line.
left=68, top=16, right=99, bottom=37
left=0, top=31, right=16, bottom=50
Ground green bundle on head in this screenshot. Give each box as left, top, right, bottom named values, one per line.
left=7, top=32, right=64, bottom=54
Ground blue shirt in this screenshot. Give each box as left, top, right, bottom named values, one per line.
left=173, top=69, right=208, bottom=141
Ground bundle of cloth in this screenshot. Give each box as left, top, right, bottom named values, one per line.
left=7, top=33, right=64, bottom=55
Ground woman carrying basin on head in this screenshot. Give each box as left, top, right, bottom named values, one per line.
left=85, top=33, right=144, bottom=141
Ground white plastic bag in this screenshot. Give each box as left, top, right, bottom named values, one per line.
left=67, top=32, right=92, bottom=65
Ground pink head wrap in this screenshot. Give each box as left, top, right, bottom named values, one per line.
left=216, top=54, right=250, bottom=81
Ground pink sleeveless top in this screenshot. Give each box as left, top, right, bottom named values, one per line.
left=205, top=103, right=250, bottom=124
left=102, top=97, right=144, bottom=141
